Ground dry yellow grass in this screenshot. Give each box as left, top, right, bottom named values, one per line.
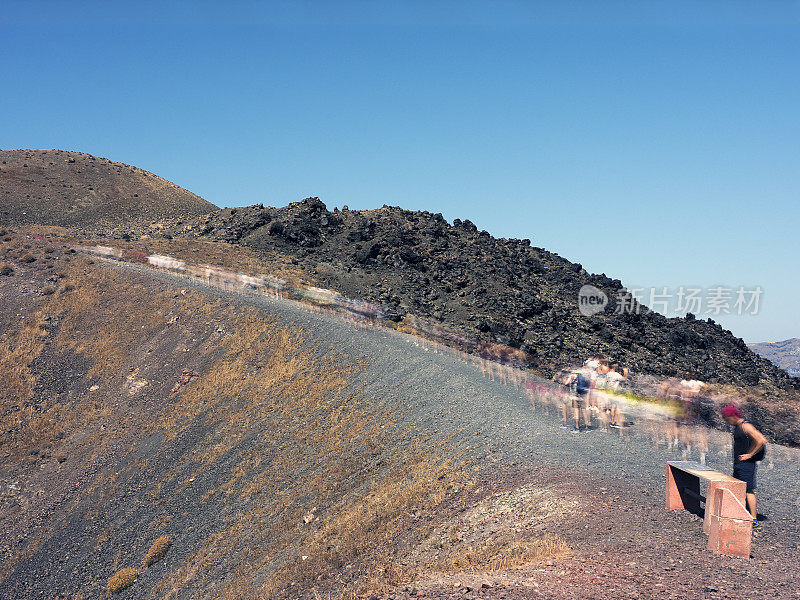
left=441, top=537, right=569, bottom=573
left=0, top=246, right=175, bottom=457
left=144, top=535, right=173, bottom=567
left=107, top=567, right=138, bottom=593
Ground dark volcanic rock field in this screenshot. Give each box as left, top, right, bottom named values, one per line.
left=169, top=197, right=798, bottom=391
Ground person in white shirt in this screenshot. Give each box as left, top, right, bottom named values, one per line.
left=606, top=364, right=628, bottom=427
left=679, top=371, right=705, bottom=423
left=583, top=355, right=600, bottom=414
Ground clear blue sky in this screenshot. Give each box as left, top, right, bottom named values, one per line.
left=2, top=1, right=798, bottom=343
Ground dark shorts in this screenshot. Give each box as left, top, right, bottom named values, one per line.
left=733, top=461, right=757, bottom=493
left=572, top=393, right=587, bottom=409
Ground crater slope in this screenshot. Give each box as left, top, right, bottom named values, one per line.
left=0, top=149, right=216, bottom=231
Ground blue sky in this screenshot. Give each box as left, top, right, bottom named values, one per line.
left=2, top=1, right=798, bottom=343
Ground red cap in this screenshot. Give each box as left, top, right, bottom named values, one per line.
left=721, top=404, right=743, bottom=418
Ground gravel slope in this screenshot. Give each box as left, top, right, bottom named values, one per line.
left=116, top=260, right=800, bottom=546
left=6, top=253, right=797, bottom=600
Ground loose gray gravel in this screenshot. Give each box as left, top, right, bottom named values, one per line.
left=111, top=260, right=800, bottom=551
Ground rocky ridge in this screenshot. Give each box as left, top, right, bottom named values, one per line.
left=169, top=197, right=799, bottom=391
left=750, top=338, right=800, bottom=378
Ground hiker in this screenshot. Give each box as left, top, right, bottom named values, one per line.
left=606, top=364, right=627, bottom=428
left=570, top=368, right=592, bottom=432
left=596, top=358, right=610, bottom=387
left=553, top=369, right=574, bottom=427
left=584, top=355, right=600, bottom=370
left=660, top=378, right=684, bottom=449
left=722, top=404, right=767, bottom=534
left=605, top=363, right=625, bottom=391
left=679, top=372, right=705, bottom=423
left=584, top=355, right=600, bottom=413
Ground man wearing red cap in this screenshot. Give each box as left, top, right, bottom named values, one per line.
left=721, top=404, right=767, bottom=535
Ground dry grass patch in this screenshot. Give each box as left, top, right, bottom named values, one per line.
left=0, top=309, right=48, bottom=409
left=443, top=537, right=569, bottom=572
left=53, top=270, right=166, bottom=379
left=402, top=481, right=573, bottom=580
left=0, top=248, right=189, bottom=457
left=144, top=535, right=173, bottom=567
left=107, top=567, right=138, bottom=593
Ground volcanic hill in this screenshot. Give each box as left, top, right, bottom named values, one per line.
left=0, top=149, right=216, bottom=231
left=169, top=197, right=799, bottom=391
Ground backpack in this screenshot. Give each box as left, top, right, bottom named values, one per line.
left=754, top=443, right=766, bottom=462
left=574, top=372, right=590, bottom=395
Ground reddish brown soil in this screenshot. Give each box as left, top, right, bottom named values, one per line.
left=380, top=465, right=797, bottom=600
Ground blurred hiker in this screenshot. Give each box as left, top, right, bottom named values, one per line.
left=606, top=364, right=628, bottom=428
left=660, top=378, right=683, bottom=449
left=722, top=404, right=767, bottom=534
left=584, top=355, right=600, bottom=413
left=605, top=363, right=624, bottom=391
left=553, top=369, right=574, bottom=427
left=596, top=358, right=610, bottom=388
left=570, top=368, right=592, bottom=432
left=680, top=372, right=705, bottom=423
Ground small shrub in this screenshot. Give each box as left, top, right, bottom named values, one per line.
left=40, top=286, right=55, bottom=296
left=107, top=567, right=138, bottom=593
left=143, top=535, right=172, bottom=566
left=61, top=283, right=75, bottom=293
left=0, top=264, right=12, bottom=276
left=21, top=253, right=35, bottom=263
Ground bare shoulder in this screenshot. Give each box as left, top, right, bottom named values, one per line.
left=742, top=421, right=766, bottom=439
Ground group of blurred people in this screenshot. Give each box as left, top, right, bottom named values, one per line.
left=555, top=355, right=632, bottom=433
left=528, top=358, right=720, bottom=463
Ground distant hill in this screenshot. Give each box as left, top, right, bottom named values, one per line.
left=749, top=338, right=800, bottom=377
left=170, top=197, right=800, bottom=391
left=0, top=149, right=217, bottom=230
